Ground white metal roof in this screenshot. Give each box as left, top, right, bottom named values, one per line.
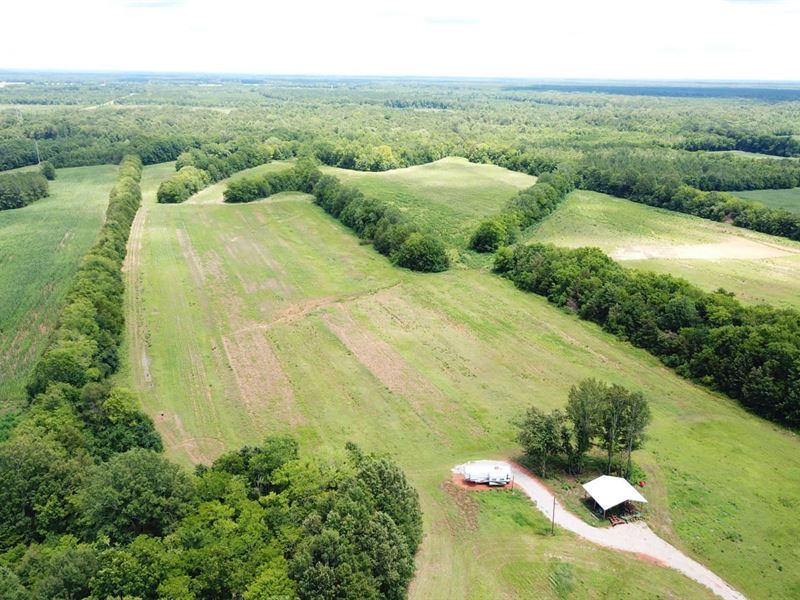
left=582, top=475, right=648, bottom=511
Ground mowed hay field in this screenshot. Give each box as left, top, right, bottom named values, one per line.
left=0, top=164, right=118, bottom=404
left=123, top=164, right=800, bottom=599
left=323, top=157, right=536, bottom=250
left=532, top=190, right=800, bottom=309
left=735, top=187, right=800, bottom=214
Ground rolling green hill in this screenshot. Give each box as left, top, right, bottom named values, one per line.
left=323, top=157, right=536, bottom=250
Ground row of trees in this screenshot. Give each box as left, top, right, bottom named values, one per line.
left=517, top=379, right=651, bottom=478
left=158, top=140, right=297, bottom=203
left=469, top=168, right=575, bottom=252
left=224, top=160, right=451, bottom=272
left=156, top=166, right=211, bottom=204
left=682, top=131, right=800, bottom=158
left=0, top=171, right=49, bottom=211
left=496, top=243, right=800, bottom=428
left=0, top=436, right=422, bottom=600
left=24, top=155, right=162, bottom=460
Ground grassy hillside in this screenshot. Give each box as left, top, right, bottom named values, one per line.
left=0, top=164, right=118, bottom=405
left=123, top=187, right=799, bottom=599
left=532, top=190, right=800, bottom=309
left=735, top=187, right=800, bottom=214
left=186, top=160, right=295, bottom=204
left=323, top=157, right=536, bottom=250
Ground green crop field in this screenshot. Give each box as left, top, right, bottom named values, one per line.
left=122, top=164, right=800, bottom=599
left=186, top=159, right=295, bottom=204
left=735, top=187, right=800, bottom=214
left=0, top=164, right=118, bottom=405
left=323, top=157, right=536, bottom=251
left=531, top=190, right=800, bottom=309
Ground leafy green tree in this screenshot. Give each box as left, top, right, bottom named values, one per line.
left=620, top=391, right=651, bottom=477
left=75, top=449, right=195, bottom=543
left=0, top=436, right=85, bottom=548
left=0, top=565, right=29, bottom=600
left=393, top=232, right=449, bottom=272
left=243, top=556, right=297, bottom=600
left=566, top=378, right=605, bottom=472
left=598, top=385, right=630, bottom=474
left=469, top=219, right=508, bottom=252
left=517, top=407, right=568, bottom=477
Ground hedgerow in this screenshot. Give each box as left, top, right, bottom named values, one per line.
left=495, top=243, right=800, bottom=428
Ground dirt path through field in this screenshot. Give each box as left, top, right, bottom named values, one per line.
left=454, top=461, right=746, bottom=600
left=611, top=237, right=800, bottom=261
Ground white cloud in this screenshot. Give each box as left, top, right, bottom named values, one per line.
left=1, top=0, right=798, bottom=79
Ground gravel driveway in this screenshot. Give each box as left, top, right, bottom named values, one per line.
left=454, top=461, right=746, bottom=600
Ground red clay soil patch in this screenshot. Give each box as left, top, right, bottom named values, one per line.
left=441, top=479, right=479, bottom=534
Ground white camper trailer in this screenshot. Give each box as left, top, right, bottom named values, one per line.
left=462, top=460, right=512, bottom=486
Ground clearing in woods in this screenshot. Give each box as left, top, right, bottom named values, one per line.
left=734, top=186, right=800, bottom=214
left=531, top=190, right=800, bottom=309
left=323, top=157, right=536, bottom=250
left=0, top=164, right=119, bottom=405
left=186, top=160, right=296, bottom=204
left=123, top=161, right=800, bottom=599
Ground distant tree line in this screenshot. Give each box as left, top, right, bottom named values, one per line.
left=681, top=130, right=800, bottom=158
left=0, top=171, right=49, bottom=211
left=495, top=243, right=800, bottom=428
left=517, top=379, right=651, bottom=478
left=224, top=161, right=451, bottom=273
left=579, top=150, right=800, bottom=241
left=469, top=168, right=575, bottom=252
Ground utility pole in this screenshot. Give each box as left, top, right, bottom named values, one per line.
left=34, top=139, right=41, bottom=164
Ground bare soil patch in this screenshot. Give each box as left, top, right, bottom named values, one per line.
left=221, top=328, right=303, bottom=426
left=612, top=238, right=799, bottom=261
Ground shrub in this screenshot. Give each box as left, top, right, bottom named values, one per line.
left=40, top=161, right=57, bottom=180
left=393, top=232, right=450, bottom=272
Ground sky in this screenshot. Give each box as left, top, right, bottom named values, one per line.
left=2, top=0, right=799, bottom=80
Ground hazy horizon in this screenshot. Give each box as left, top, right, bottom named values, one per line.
left=2, top=0, right=799, bottom=81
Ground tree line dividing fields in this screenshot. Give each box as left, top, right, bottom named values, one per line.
left=121, top=161, right=799, bottom=598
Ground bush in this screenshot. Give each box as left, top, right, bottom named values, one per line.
left=469, top=219, right=508, bottom=252
left=40, top=161, right=56, bottom=180
left=393, top=232, right=450, bottom=272
left=156, top=165, right=210, bottom=204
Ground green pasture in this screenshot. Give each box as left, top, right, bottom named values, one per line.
left=0, top=164, right=118, bottom=405
left=735, top=187, right=800, bottom=214
left=532, top=190, right=800, bottom=309
left=323, top=157, right=536, bottom=251
left=123, top=180, right=800, bottom=599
